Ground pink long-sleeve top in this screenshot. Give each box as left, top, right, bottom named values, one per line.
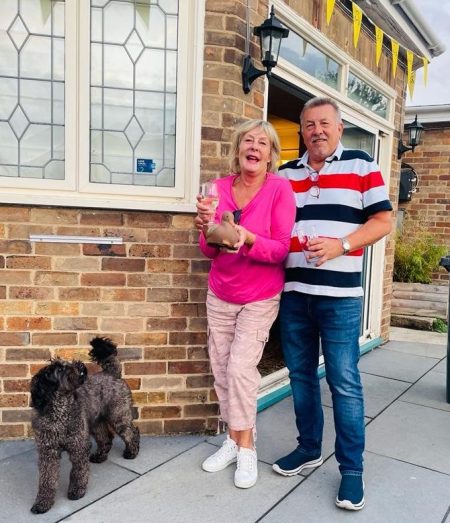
left=199, top=173, right=296, bottom=304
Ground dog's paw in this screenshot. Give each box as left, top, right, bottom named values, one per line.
left=90, top=452, right=108, bottom=463
left=31, top=500, right=53, bottom=514
left=123, top=448, right=139, bottom=459
left=67, top=486, right=87, bottom=500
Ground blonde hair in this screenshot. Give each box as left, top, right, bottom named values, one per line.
left=230, top=119, right=281, bottom=173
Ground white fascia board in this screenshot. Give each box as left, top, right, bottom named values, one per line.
left=372, top=0, right=443, bottom=60
left=405, top=105, right=450, bottom=124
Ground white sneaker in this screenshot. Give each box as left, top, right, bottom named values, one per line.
left=234, top=447, right=258, bottom=488
left=202, top=436, right=238, bottom=472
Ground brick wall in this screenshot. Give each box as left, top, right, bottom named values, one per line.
left=399, top=124, right=450, bottom=282
left=0, top=0, right=410, bottom=438
left=0, top=206, right=217, bottom=438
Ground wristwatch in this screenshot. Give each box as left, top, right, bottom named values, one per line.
left=339, top=237, right=351, bottom=255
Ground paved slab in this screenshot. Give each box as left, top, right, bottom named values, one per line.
left=401, top=371, right=450, bottom=412
left=260, top=452, right=450, bottom=523
left=321, top=372, right=410, bottom=418
left=0, top=438, right=34, bottom=460
left=359, top=347, right=439, bottom=382
left=384, top=339, right=447, bottom=359
left=0, top=449, right=138, bottom=523
left=108, top=434, right=204, bottom=474
left=60, top=443, right=303, bottom=523
left=433, top=358, right=448, bottom=374
left=390, top=326, right=447, bottom=346
left=365, top=401, right=450, bottom=474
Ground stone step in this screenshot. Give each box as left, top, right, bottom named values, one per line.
left=393, top=290, right=448, bottom=303
left=391, top=305, right=448, bottom=320
left=390, top=314, right=435, bottom=331
left=391, top=299, right=448, bottom=313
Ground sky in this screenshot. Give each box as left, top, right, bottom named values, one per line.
left=406, top=0, right=450, bottom=107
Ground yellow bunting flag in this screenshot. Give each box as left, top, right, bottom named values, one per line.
left=375, top=25, right=383, bottom=66
left=406, top=50, right=414, bottom=89
left=391, top=39, right=399, bottom=78
left=326, top=0, right=336, bottom=25
left=408, top=70, right=416, bottom=99
left=352, top=3, right=363, bottom=48
left=422, top=57, right=429, bottom=86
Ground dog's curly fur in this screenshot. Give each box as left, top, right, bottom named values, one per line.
left=30, top=337, right=140, bottom=514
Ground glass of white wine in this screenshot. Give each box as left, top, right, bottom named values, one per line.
left=200, top=181, right=219, bottom=225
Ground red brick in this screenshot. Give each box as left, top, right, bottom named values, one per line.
left=3, top=379, right=30, bottom=392
left=0, top=364, right=28, bottom=377
left=141, top=406, right=181, bottom=419
left=124, top=362, right=167, bottom=375
left=168, top=361, right=210, bottom=374
left=6, top=348, right=51, bottom=361
left=0, top=393, right=28, bottom=407
left=0, top=332, right=29, bottom=346
left=0, top=424, right=25, bottom=438
left=32, top=333, right=77, bottom=345
left=83, top=244, right=126, bottom=256
left=102, top=258, right=145, bottom=272
left=81, top=273, right=126, bottom=286
left=6, top=317, right=51, bottom=330
left=164, top=418, right=206, bottom=433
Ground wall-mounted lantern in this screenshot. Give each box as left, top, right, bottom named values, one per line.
left=397, top=114, right=425, bottom=159
left=242, top=6, right=289, bottom=94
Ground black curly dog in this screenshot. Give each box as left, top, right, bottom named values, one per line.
left=30, top=337, right=140, bottom=514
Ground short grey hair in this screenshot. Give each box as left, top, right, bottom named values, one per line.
left=230, top=119, right=281, bottom=173
left=300, top=97, right=342, bottom=125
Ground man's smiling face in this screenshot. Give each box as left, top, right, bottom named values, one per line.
left=301, top=104, right=343, bottom=165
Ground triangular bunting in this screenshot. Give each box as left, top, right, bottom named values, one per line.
left=391, top=39, right=399, bottom=78
left=422, top=57, right=429, bottom=86
left=352, top=3, right=363, bottom=48
left=375, top=25, right=383, bottom=66
left=326, top=0, right=336, bottom=25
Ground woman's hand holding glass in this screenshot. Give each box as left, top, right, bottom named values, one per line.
left=199, top=182, right=219, bottom=225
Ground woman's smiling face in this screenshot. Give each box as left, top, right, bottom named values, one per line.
left=238, top=127, right=272, bottom=177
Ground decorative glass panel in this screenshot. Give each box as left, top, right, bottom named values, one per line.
left=90, top=0, right=179, bottom=187
left=347, top=72, right=388, bottom=119
left=0, top=0, right=65, bottom=180
left=279, top=29, right=339, bottom=90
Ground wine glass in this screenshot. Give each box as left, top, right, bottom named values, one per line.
left=200, top=181, right=220, bottom=225
left=303, top=225, right=320, bottom=265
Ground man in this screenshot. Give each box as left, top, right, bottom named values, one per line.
left=273, top=97, right=393, bottom=511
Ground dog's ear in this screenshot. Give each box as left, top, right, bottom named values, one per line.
left=30, top=366, right=59, bottom=413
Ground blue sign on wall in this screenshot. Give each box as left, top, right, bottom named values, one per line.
left=136, top=158, right=156, bottom=173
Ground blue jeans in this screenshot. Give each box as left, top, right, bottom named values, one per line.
left=279, top=291, right=364, bottom=474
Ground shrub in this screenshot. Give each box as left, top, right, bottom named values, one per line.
left=394, top=219, right=447, bottom=284
left=432, top=319, right=448, bottom=333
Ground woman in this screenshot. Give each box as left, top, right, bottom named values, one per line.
left=196, top=119, right=296, bottom=489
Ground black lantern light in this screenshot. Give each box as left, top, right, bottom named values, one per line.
left=242, top=6, right=289, bottom=94
left=397, top=114, right=425, bottom=159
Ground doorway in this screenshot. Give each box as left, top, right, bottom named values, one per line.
left=257, top=76, right=380, bottom=379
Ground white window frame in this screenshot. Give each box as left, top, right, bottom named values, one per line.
left=0, top=0, right=204, bottom=212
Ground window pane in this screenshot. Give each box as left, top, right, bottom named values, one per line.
left=90, top=0, right=179, bottom=187
left=0, top=0, right=65, bottom=180
left=279, top=29, right=340, bottom=90
left=347, top=72, right=388, bottom=119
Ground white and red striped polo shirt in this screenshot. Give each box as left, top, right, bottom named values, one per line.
left=279, top=142, right=393, bottom=297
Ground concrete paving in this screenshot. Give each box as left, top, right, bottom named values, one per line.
left=1, top=327, right=449, bottom=522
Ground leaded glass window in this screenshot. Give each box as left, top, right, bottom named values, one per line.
left=90, top=0, right=178, bottom=187
left=0, top=0, right=65, bottom=180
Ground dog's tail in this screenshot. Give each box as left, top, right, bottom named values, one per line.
left=89, top=337, right=122, bottom=379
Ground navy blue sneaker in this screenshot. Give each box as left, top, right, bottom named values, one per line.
left=272, top=447, right=323, bottom=476
left=336, top=473, right=365, bottom=511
